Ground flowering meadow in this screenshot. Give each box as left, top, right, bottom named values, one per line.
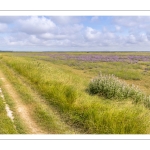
left=43, top=52, right=150, bottom=63
left=1, top=51, right=150, bottom=134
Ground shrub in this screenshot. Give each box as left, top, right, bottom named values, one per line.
left=88, top=73, right=146, bottom=102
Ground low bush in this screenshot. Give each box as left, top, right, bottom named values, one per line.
left=88, top=73, right=150, bottom=106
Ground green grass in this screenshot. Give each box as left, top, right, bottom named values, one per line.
left=37, top=55, right=142, bottom=80
left=0, top=79, right=28, bottom=134
left=0, top=92, right=18, bottom=134
left=0, top=52, right=150, bottom=133
left=0, top=60, right=76, bottom=134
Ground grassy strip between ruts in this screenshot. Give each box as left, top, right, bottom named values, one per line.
left=0, top=83, right=18, bottom=134
left=1, top=53, right=150, bottom=134
left=0, top=82, right=28, bottom=134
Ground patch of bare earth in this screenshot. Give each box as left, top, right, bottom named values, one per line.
left=0, top=71, right=47, bottom=134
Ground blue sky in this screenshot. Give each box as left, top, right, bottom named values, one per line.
left=0, top=16, right=150, bottom=51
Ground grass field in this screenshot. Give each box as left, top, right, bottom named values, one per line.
left=1, top=51, right=150, bottom=134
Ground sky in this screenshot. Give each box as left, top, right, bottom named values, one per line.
left=1, top=16, right=150, bottom=51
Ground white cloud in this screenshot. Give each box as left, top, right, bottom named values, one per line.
left=41, top=39, right=71, bottom=47
left=85, top=27, right=101, bottom=40
left=28, top=35, right=41, bottom=44
left=50, top=16, right=82, bottom=25
left=18, top=16, right=56, bottom=34
left=126, top=34, right=137, bottom=44
left=51, top=16, right=72, bottom=25
left=113, top=16, right=138, bottom=27
left=105, top=31, right=115, bottom=39
left=115, top=25, right=121, bottom=31
left=113, top=16, right=150, bottom=31
left=0, top=23, right=8, bottom=32
left=0, top=16, right=27, bottom=23
left=1, top=16, right=150, bottom=51
left=138, top=33, right=149, bottom=42
left=4, top=33, right=41, bottom=46
left=56, top=24, right=84, bottom=35
left=4, top=36, right=24, bottom=46
left=83, top=26, right=121, bottom=47
left=91, top=16, right=99, bottom=22
left=39, top=33, right=67, bottom=40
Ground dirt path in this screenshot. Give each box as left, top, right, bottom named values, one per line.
left=0, top=70, right=47, bottom=134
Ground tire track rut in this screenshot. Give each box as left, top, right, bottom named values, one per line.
left=0, top=70, right=47, bottom=134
